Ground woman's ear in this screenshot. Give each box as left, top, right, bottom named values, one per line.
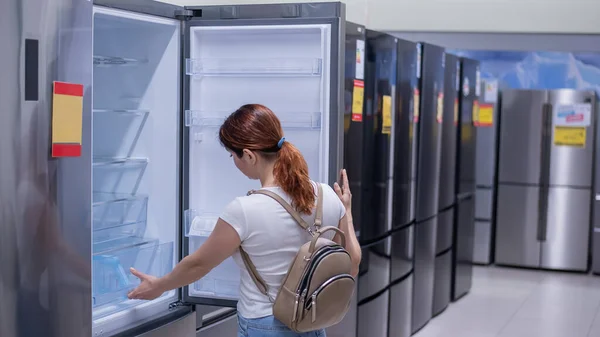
left=242, top=149, right=257, bottom=165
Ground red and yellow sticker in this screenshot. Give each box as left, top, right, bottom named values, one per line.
left=352, top=79, right=364, bottom=122
left=413, top=88, right=420, bottom=123
left=52, top=81, right=84, bottom=157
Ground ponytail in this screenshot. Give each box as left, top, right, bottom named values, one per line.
left=219, top=104, right=316, bottom=214
left=274, top=142, right=315, bottom=215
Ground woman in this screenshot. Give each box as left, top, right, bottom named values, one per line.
left=128, top=104, right=361, bottom=337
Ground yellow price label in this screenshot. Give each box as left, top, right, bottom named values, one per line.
left=554, top=126, right=586, bottom=147
left=476, top=104, right=494, bottom=127
left=413, top=89, right=420, bottom=123
left=382, top=95, right=392, bottom=134
left=352, top=80, right=364, bottom=122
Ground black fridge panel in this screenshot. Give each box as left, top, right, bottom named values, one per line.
left=359, top=45, right=377, bottom=243
left=457, top=58, right=479, bottom=196
left=414, top=43, right=445, bottom=221
left=391, top=224, right=415, bottom=280
left=389, top=224, right=414, bottom=337
left=436, top=207, right=454, bottom=254
left=452, top=196, right=475, bottom=300
left=432, top=250, right=452, bottom=316
left=372, top=33, right=396, bottom=239
left=388, top=276, right=413, bottom=337
left=393, top=39, right=419, bottom=228
left=362, top=30, right=396, bottom=243
left=439, top=54, right=459, bottom=210
left=411, top=216, right=438, bottom=333
left=343, top=22, right=365, bottom=236
left=358, top=239, right=391, bottom=337
left=358, top=290, right=389, bottom=337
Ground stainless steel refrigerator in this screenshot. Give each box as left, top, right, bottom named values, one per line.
left=411, top=42, right=445, bottom=334
left=357, top=30, right=396, bottom=337
left=495, top=89, right=597, bottom=272
left=388, top=37, right=419, bottom=337
left=473, top=79, right=499, bottom=265
left=451, top=57, right=478, bottom=301
left=0, top=1, right=347, bottom=336
left=432, top=53, right=459, bottom=317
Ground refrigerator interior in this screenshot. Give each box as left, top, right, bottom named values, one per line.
left=184, top=24, right=332, bottom=301
left=92, top=6, right=180, bottom=334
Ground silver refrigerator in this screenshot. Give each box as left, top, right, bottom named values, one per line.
left=0, top=1, right=347, bottom=336
left=495, top=89, right=597, bottom=272
left=473, top=79, right=499, bottom=265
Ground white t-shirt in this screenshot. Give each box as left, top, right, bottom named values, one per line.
left=220, top=181, right=345, bottom=319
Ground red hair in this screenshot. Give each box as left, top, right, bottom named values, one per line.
left=219, top=104, right=315, bottom=214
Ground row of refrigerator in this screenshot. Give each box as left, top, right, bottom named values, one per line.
left=343, top=26, right=484, bottom=337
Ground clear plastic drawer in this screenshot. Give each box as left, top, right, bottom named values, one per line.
left=93, top=192, right=148, bottom=231
left=92, top=241, right=174, bottom=318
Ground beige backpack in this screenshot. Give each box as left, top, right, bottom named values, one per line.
left=239, top=184, right=355, bottom=332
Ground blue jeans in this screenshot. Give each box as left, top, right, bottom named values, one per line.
left=238, top=314, right=326, bottom=337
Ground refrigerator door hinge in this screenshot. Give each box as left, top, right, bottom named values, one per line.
left=169, top=300, right=190, bottom=310
left=174, top=9, right=194, bottom=20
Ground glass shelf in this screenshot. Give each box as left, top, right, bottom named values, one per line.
left=93, top=192, right=148, bottom=231
left=93, top=236, right=156, bottom=255
left=184, top=209, right=217, bottom=237
left=93, top=157, right=149, bottom=168
left=94, top=55, right=148, bottom=66
left=93, top=109, right=150, bottom=116
left=185, top=58, right=322, bottom=77
left=185, top=110, right=322, bottom=129
left=92, top=241, right=173, bottom=317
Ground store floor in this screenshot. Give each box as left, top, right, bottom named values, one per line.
left=414, top=266, right=600, bottom=337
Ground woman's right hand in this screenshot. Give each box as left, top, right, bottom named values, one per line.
left=334, top=169, right=352, bottom=214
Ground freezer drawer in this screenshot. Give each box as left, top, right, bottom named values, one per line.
left=475, top=188, right=493, bottom=220
left=196, top=311, right=237, bottom=337
left=540, top=187, right=591, bottom=271
left=495, top=185, right=541, bottom=268
left=137, top=312, right=196, bottom=337
left=411, top=217, right=437, bottom=333
left=593, top=230, right=600, bottom=275
left=452, top=197, right=475, bottom=301
left=391, top=225, right=414, bottom=280
left=436, top=207, right=454, bottom=254
left=432, top=251, right=451, bottom=316
left=388, top=275, right=413, bottom=337
left=473, top=220, right=492, bottom=265
left=358, top=290, right=389, bottom=337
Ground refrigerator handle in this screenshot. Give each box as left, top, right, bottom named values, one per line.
left=537, top=103, right=552, bottom=241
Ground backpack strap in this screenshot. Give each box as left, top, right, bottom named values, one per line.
left=247, top=189, right=311, bottom=230
left=239, top=183, right=324, bottom=302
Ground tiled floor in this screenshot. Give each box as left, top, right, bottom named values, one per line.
left=414, top=266, right=600, bottom=337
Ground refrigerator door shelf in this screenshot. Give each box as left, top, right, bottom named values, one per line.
left=184, top=209, right=218, bottom=237
left=92, top=241, right=174, bottom=318
left=94, top=54, right=149, bottom=66
left=186, top=57, right=322, bottom=77
left=93, top=192, right=148, bottom=231
left=185, top=110, right=322, bottom=130
left=188, top=235, right=241, bottom=301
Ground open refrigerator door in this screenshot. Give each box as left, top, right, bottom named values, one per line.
left=183, top=22, right=334, bottom=305
left=91, top=6, right=183, bottom=335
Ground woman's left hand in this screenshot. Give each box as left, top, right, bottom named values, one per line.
left=127, top=268, right=165, bottom=301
